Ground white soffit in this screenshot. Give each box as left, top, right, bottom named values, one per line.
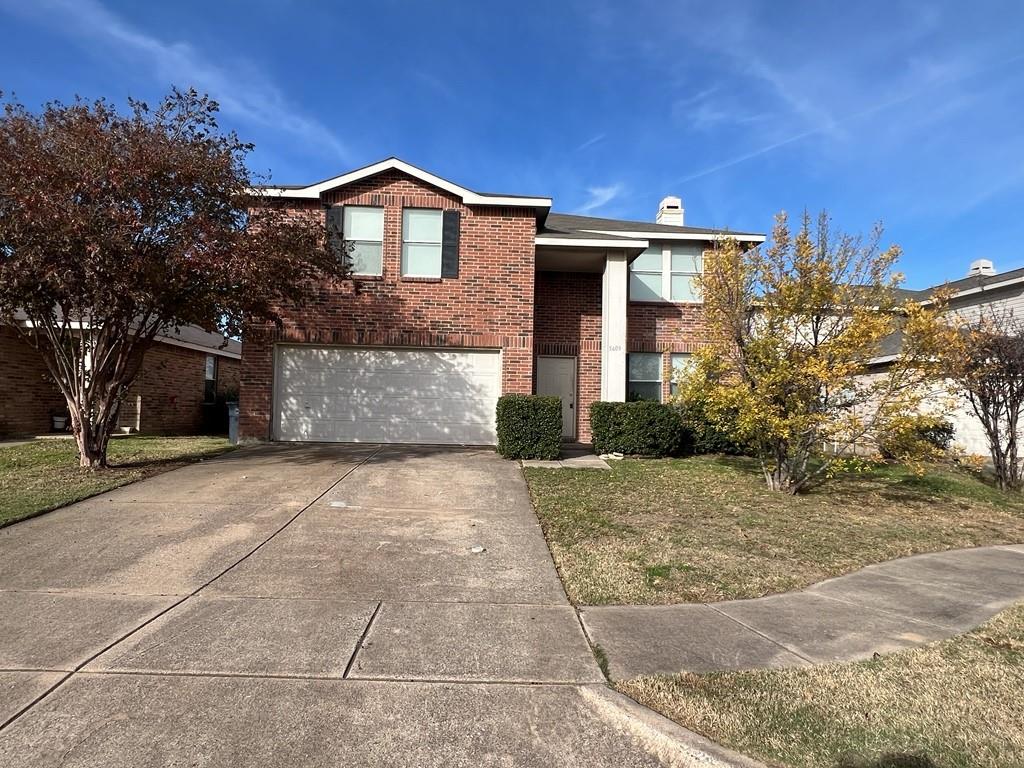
left=251, top=157, right=551, bottom=209
left=579, top=228, right=766, bottom=243
left=534, top=236, right=649, bottom=249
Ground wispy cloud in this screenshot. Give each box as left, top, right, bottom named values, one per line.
left=0, top=0, right=349, bottom=162
left=675, top=51, right=1024, bottom=185
left=412, top=71, right=459, bottom=104
left=574, top=183, right=623, bottom=214
left=575, top=133, right=606, bottom=151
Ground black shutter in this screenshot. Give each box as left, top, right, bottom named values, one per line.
left=441, top=209, right=461, bottom=278
left=326, top=205, right=345, bottom=262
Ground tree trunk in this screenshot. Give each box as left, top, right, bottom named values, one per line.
left=68, top=401, right=110, bottom=469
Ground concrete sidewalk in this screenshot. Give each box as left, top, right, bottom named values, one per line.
left=582, top=544, right=1024, bottom=680
left=0, top=444, right=761, bottom=767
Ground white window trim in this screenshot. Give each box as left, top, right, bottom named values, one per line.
left=630, top=243, right=704, bottom=304
left=628, top=352, right=664, bottom=402
left=344, top=205, right=384, bottom=277
left=401, top=208, right=443, bottom=278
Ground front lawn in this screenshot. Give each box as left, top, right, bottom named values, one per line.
left=0, top=436, right=235, bottom=527
left=618, top=603, right=1024, bottom=768
left=524, top=456, right=1024, bottom=605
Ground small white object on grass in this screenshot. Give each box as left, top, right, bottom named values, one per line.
left=470, top=545, right=486, bottom=554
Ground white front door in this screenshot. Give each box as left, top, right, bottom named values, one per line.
left=536, top=356, right=577, bottom=440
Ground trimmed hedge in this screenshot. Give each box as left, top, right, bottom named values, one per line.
left=590, top=401, right=688, bottom=457
left=496, top=394, right=562, bottom=460
left=675, top=395, right=750, bottom=456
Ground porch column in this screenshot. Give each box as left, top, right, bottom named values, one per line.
left=600, top=250, right=628, bottom=401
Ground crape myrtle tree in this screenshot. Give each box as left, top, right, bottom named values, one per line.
left=0, top=88, right=346, bottom=468
left=943, top=307, right=1024, bottom=491
left=687, top=211, right=952, bottom=494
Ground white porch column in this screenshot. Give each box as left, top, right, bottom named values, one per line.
left=600, top=250, right=628, bottom=401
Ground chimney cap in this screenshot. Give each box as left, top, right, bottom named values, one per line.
left=656, top=195, right=685, bottom=226
left=968, top=259, right=996, bottom=277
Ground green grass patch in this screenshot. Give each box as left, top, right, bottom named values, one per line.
left=618, top=603, right=1024, bottom=768
left=0, top=436, right=235, bottom=526
left=525, top=456, right=1024, bottom=605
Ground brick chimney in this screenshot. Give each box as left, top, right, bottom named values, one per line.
left=656, top=196, right=684, bottom=226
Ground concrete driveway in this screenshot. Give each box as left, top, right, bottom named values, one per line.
left=0, top=444, right=751, bottom=767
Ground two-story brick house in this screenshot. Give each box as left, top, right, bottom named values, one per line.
left=240, top=158, right=763, bottom=445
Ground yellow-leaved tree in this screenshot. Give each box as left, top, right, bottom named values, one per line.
left=688, top=211, right=952, bottom=494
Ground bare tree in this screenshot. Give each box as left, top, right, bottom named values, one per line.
left=945, top=306, right=1024, bottom=490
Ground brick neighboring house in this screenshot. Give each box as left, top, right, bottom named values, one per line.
left=241, top=158, right=764, bottom=445
left=0, top=324, right=241, bottom=439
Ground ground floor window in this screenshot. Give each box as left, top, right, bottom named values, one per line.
left=628, top=353, right=662, bottom=401
left=669, top=353, right=693, bottom=397
left=204, top=354, right=217, bottom=403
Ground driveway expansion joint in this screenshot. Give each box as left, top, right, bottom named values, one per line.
left=0, top=446, right=382, bottom=734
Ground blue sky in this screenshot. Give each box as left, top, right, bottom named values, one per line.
left=2, top=0, right=1022, bottom=288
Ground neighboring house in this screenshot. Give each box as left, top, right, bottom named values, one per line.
left=241, top=157, right=764, bottom=445
left=0, top=324, right=241, bottom=439
left=872, top=258, right=1024, bottom=457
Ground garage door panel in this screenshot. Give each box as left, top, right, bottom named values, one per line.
left=274, top=346, right=501, bottom=444
left=279, top=397, right=497, bottom=424
left=280, top=375, right=497, bottom=401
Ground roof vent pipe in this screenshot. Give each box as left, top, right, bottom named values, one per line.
left=656, top=196, right=684, bottom=226
left=967, top=259, right=996, bottom=277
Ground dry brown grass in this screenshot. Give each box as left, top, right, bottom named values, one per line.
left=617, top=603, right=1024, bottom=768
left=524, top=456, right=1024, bottom=605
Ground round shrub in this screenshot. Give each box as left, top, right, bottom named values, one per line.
left=496, top=394, right=562, bottom=460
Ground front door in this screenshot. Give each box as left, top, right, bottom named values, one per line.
left=536, top=356, right=577, bottom=440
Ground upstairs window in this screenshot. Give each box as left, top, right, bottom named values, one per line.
left=669, top=244, right=702, bottom=302
left=629, top=242, right=704, bottom=303
left=343, top=206, right=384, bottom=276
left=402, top=208, right=443, bottom=278
left=628, top=245, right=664, bottom=302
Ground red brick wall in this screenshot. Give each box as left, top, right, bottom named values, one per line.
left=240, top=170, right=537, bottom=440
left=534, top=271, right=602, bottom=441
left=1, top=329, right=236, bottom=438
left=217, top=357, right=240, bottom=396
left=121, top=344, right=239, bottom=435
left=628, top=302, right=707, bottom=400
left=0, top=327, right=67, bottom=438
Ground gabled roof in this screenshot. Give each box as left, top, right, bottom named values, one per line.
left=544, top=212, right=765, bottom=243
left=926, top=265, right=1024, bottom=300
left=252, top=157, right=552, bottom=210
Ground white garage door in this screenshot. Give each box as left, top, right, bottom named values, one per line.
left=273, top=346, right=502, bottom=444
